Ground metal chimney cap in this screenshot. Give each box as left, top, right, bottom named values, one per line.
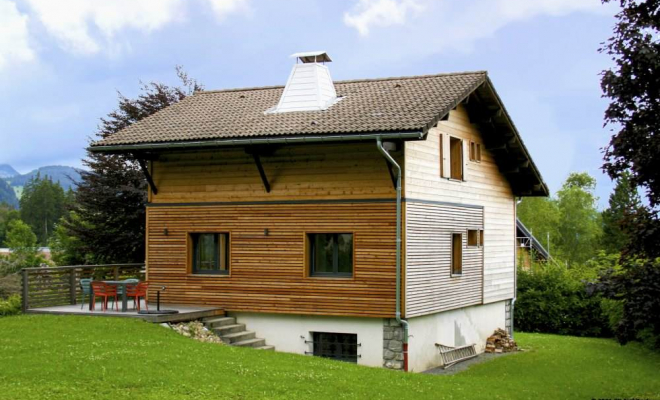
left=290, top=51, right=332, bottom=63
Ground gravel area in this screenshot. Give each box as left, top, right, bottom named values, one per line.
left=423, top=351, right=517, bottom=375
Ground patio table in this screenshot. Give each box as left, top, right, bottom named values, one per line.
left=98, top=280, right=137, bottom=312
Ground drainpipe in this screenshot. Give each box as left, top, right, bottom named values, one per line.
left=376, top=137, right=409, bottom=372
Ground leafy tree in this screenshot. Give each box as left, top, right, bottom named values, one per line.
left=600, top=0, right=660, bottom=258
left=2, top=220, right=45, bottom=272
left=517, top=197, right=560, bottom=256
left=63, top=67, right=202, bottom=264
left=49, top=212, right=92, bottom=266
left=0, top=204, right=20, bottom=247
left=555, top=172, right=603, bottom=265
left=601, top=172, right=642, bottom=254
left=19, top=174, right=68, bottom=246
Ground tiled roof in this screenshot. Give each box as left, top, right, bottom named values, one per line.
left=92, top=71, right=487, bottom=147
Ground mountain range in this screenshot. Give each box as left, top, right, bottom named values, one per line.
left=0, top=164, right=82, bottom=207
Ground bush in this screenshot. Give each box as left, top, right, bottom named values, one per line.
left=0, top=295, right=21, bottom=316
left=515, top=263, right=611, bottom=337
left=0, top=274, right=20, bottom=299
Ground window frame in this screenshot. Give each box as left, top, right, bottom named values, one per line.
left=469, top=141, right=482, bottom=162
left=189, top=232, right=230, bottom=275
left=307, top=232, right=354, bottom=278
left=311, top=332, right=358, bottom=363
left=449, top=136, right=464, bottom=180
left=451, top=232, right=463, bottom=277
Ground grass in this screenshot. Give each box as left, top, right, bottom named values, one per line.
left=0, top=315, right=658, bottom=400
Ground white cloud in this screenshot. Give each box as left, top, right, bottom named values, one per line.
left=24, top=0, right=187, bottom=55
left=205, top=0, right=251, bottom=21
left=0, top=0, right=35, bottom=70
left=344, top=0, right=423, bottom=36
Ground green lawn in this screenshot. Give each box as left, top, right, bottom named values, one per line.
left=0, top=315, right=658, bottom=400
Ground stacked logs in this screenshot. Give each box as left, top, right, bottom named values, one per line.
left=485, top=328, right=517, bottom=353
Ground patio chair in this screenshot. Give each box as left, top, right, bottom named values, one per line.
left=90, top=281, right=119, bottom=312
left=116, top=278, right=139, bottom=297
left=79, top=278, right=93, bottom=310
left=126, top=282, right=149, bottom=311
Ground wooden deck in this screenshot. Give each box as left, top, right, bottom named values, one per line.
left=25, top=303, right=224, bottom=323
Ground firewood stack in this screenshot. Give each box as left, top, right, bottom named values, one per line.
left=485, top=328, right=517, bottom=353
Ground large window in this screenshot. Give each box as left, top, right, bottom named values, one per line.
left=312, top=332, right=358, bottom=363
left=308, top=233, right=353, bottom=277
left=451, top=233, right=463, bottom=276
left=191, top=233, right=229, bottom=275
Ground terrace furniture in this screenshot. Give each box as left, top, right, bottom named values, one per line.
left=79, top=278, right=93, bottom=310
left=90, top=281, right=118, bottom=312
left=116, top=278, right=139, bottom=297
left=126, top=282, right=149, bottom=311
left=103, top=280, right=141, bottom=312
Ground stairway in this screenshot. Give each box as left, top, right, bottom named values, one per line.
left=202, top=316, right=274, bottom=350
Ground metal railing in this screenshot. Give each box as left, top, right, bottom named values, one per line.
left=20, top=264, right=145, bottom=312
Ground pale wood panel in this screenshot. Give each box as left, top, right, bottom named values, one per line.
left=405, top=202, right=484, bottom=317
left=404, top=104, right=515, bottom=305
left=147, top=202, right=398, bottom=317
left=151, top=143, right=400, bottom=203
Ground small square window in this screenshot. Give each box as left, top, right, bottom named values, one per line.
left=469, top=141, right=482, bottom=162
left=451, top=233, right=463, bottom=276
left=191, top=233, right=229, bottom=274
left=467, top=230, right=479, bottom=247
left=312, top=332, right=358, bottom=363
left=309, top=233, right=353, bottom=277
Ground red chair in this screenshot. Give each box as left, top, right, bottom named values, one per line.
left=127, top=282, right=149, bottom=311
left=90, top=282, right=118, bottom=312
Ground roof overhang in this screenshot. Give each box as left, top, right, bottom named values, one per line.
left=88, top=131, right=426, bottom=154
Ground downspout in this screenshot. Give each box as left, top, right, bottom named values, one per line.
left=376, top=137, right=409, bottom=372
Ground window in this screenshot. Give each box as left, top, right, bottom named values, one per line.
left=191, top=233, right=229, bottom=274
left=450, top=136, right=463, bottom=180
left=309, top=233, right=353, bottom=277
left=467, top=230, right=479, bottom=247
left=312, top=332, right=358, bottom=363
left=480, top=230, right=484, bottom=247
left=470, top=141, right=482, bottom=162
left=451, top=233, right=463, bottom=276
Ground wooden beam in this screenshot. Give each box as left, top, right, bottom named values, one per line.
left=252, top=153, right=271, bottom=193
left=137, top=158, right=158, bottom=195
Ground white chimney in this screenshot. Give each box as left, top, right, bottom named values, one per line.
left=267, top=51, right=340, bottom=113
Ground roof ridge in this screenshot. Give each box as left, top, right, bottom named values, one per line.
left=195, top=70, right=488, bottom=95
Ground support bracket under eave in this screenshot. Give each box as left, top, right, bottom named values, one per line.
left=252, top=153, right=271, bottom=193
left=136, top=158, right=158, bottom=195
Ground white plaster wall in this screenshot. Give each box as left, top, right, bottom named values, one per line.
left=407, top=301, right=506, bottom=372
left=231, top=312, right=384, bottom=367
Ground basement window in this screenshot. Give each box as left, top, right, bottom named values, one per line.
left=450, top=137, right=464, bottom=180
left=191, top=233, right=229, bottom=275
left=311, top=332, right=358, bottom=363
left=470, top=141, right=482, bottom=162
left=308, top=233, right=353, bottom=277
left=451, top=233, right=463, bottom=276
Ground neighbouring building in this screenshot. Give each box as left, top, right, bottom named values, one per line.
left=90, top=51, right=548, bottom=372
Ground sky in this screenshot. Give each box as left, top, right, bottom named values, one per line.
left=0, top=0, right=620, bottom=206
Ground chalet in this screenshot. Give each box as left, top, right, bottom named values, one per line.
left=90, top=52, right=548, bottom=372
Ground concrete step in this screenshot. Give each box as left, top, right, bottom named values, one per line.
left=233, top=337, right=266, bottom=348
left=212, top=323, right=246, bottom=336
left=255, top=345, right=275, bottom=351
left=220, top=330, right=256, bottom=344
left=203, top=317, right=236, bottom=328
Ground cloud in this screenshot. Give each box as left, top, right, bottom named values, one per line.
left=205, top=0, right=251, bottom=21
left=344, top=0, right=608, bottom=50
left=0, top=0, right=35, bottom=70
left=344, top=0, right=423, bottom=36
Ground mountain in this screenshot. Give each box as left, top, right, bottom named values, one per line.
left=0, top=178, right=18, bottom=208
left=7, top=166, right=82, bottom=192
left=0, top=164, right=19, bottom=179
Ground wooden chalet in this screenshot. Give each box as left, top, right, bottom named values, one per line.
left=90, top=52, right=548, bottom=371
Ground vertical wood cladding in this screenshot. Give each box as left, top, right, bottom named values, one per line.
left=405, top=202, right=484, bottom=317
left=147, top=203, right=397, bottom=317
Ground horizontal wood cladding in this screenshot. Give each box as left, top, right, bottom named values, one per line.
left=150, top=142, right=400, bottom=203
left=405, top=202, right=484, bottom=317
left=147, top=202, right=398, bottom=317
left=404, top=104, right=515, bottom=304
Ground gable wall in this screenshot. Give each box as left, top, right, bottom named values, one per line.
left=404, top=104, right=516, bottom=315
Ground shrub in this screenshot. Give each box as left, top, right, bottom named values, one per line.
left=0, top=295, right=21, bottom=316
left=515, top=263, right=611, bottom=337
left=0, top=274, right=20, bottom=299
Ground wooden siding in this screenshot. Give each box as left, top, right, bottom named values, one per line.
left=150, top=143, right=398, bottom=203
left=405, top=202, right=484, bottom=317
left=404, top=104, right=516, bottom=308
left=147, top=202, right=397, bottom=317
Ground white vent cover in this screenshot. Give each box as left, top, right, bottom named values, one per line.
left=267, top=51, right=340, bottom=114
